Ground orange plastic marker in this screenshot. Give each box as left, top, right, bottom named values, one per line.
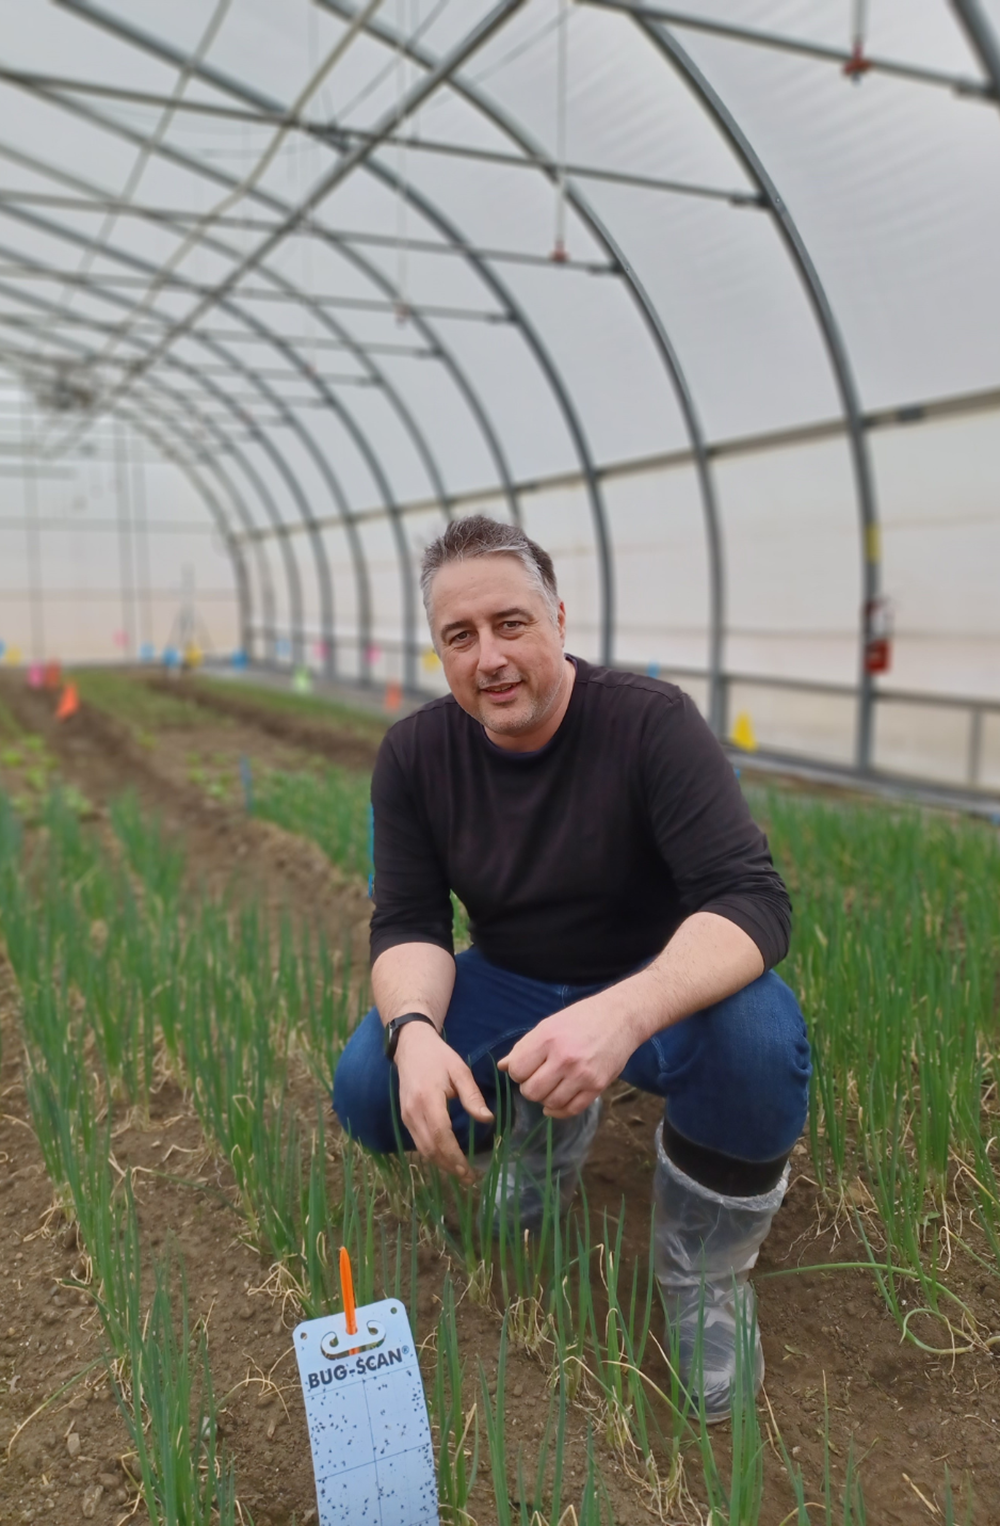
left=339, top=1246, right=357, bottom=1336
left=55, top=682, right=79, bottom=722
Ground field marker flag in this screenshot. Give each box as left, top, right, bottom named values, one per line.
left=293, top=1249, right=438, bottom=1525
left=55, top=683, right=80, bottom=722
left=730, top=710, right=758, bottom=752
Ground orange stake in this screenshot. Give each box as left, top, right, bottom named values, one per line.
left=339, top=1246, right=357, bottom=1336
left=55, top=682, right=79, bottom=721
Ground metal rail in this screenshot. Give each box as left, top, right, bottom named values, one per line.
left=578, top=1, right=996, bottom=100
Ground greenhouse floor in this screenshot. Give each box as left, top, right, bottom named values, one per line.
left=0, top=669, right=997, bottom=1526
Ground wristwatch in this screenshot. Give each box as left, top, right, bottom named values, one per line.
left=383, top=1012, right=439, bottom=1064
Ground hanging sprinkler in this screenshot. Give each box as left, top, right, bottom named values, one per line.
left=550, top=0, right=569, bottom=262
left=843, top=0, right=872, bottom=82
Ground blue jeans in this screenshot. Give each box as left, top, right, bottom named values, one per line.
left=332, top=947, right=811, bottom=1163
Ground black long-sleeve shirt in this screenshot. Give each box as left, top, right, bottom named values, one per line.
left=369, top=659, right=790, bottom=985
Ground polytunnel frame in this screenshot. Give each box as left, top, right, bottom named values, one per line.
left=0, top=0, right=996, bottom=783
left=8, top=2, right=548, bottom=689
left=0, top=269, right=293, bottom=661
left=39, top=0, right=621, bottom=678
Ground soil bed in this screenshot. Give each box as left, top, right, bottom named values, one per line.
left=0, top=670, right=997, bottom=1525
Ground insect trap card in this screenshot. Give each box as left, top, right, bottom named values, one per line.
left=293, top=1261, right=438, bottom=1525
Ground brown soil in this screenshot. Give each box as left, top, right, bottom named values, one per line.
left=147, top=674, right=384, bottom=774
left=0, top=672, right=997, bottom=1525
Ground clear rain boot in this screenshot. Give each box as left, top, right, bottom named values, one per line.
left=491, top=1084, right=602, bottom=1234
left=653, top=1121, right=789, bottom=1422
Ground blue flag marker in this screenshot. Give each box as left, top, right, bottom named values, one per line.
left=239, top=755, right=254, bottom=814
left=294, top=1299, right=438, bottom=1526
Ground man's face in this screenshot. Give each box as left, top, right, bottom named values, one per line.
left=430, top=554, right=568, bottom=741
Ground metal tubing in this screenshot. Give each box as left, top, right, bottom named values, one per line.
left=580, top=1, right=995, bottom=98
left=17, top=396, right=45, bottom=661
left=967, top=707, right=984, bottom=787
left=0, top=83, right=521, bottom=657
left=0, top=134, right=383, bottom=676
left=318, top=0, right=724, bottom=701
left=0, top=65, right=766, bottom=198
left=0, top=219, right=310, bottom=667
left=113, top=416, right=137, bottom=657
left=51, top=0, right=529, bottom=401
left=115, top=407, right=257, bottom=663
left=1, top=366, right=258, bottom=665
left=635, top=18, right=882, bottom=771
left=0, top=266, right=288, bottom=665
left=949, top=0, right=1000, bottom=105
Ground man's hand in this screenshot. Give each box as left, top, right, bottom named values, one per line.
left=499, top=995, right=639, bottom=1119
left=395, top=1021, right=494, bottom=1185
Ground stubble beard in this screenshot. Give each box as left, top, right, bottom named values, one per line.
left=475, top=663, right=563, bottom=736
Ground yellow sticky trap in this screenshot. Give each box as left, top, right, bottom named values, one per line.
left=420, top=648, right=441, bottom=672
left=730, top=711, right=758, bottom=752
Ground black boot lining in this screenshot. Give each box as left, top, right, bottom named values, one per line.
left=661, top=1113, right=790, bottom=1197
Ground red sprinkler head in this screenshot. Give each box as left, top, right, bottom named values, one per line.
left=843, top=41, right=872, bottom=82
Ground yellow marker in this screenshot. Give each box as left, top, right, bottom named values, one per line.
left=421, top=648, right=441, bottom=672
left=730, top=711, right=758, bottom=752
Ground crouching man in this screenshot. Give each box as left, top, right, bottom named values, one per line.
left=333, top=515, right=811, bottom=1418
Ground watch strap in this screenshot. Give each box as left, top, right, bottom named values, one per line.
left=384, top=1012, right=439, bottom=1063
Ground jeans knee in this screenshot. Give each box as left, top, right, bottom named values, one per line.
left=672, top=972, right=811, bottom=1162
left=746, top=974, right=811, bottom=1150
left=331, top=1014, right=400, bottom=1155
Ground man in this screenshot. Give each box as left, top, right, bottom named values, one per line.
left=333, top=515, right=811, bottom=1418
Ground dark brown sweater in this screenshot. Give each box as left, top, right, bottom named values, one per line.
left=370, top=659, right=790, bottom=985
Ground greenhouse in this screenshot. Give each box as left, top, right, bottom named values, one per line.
left=1, top=0, right=998, bottom=792
left=1, top=3, right=999, bottom=1525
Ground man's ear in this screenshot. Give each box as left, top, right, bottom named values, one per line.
left=557, top=600, right=567, bottom=642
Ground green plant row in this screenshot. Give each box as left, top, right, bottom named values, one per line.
left=0, top=782, right=984, bottom=1524
left=753, top=789, right=1000, bottom=1351
left=0, top=794, right=240, bottom=1526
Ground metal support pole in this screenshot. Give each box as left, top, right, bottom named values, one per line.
left=636, top=18, right=882, bottom=770
left=949, top=0, right=1000, bottom=104
left=967, top=707, right=984, bottom=787
left=131, top=442, right=153, bottom=653
left=321, top=0, right=725, bottom=712
left=52, top=0, right=528, bottom=406
left=113, top=416, right=137, bottom=659
left=18, top=393, right=44, bottom=662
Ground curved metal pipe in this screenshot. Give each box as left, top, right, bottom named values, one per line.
left=0, top=353, right=258, bottom=662
left=117, top=409, right=255, bottom=657
left=319, top=0, right=725, bottom=720
left=19, top=27, right=522, bottom=631
left=0, top=256, right=306, bottom=668
left=638, top=18, right=882, bottom=769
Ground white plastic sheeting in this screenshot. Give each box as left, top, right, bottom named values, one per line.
left=0, top=0, right=998, bottom=788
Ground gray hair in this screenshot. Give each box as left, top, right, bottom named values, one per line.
left=420, top=514, right=560, bottom=626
